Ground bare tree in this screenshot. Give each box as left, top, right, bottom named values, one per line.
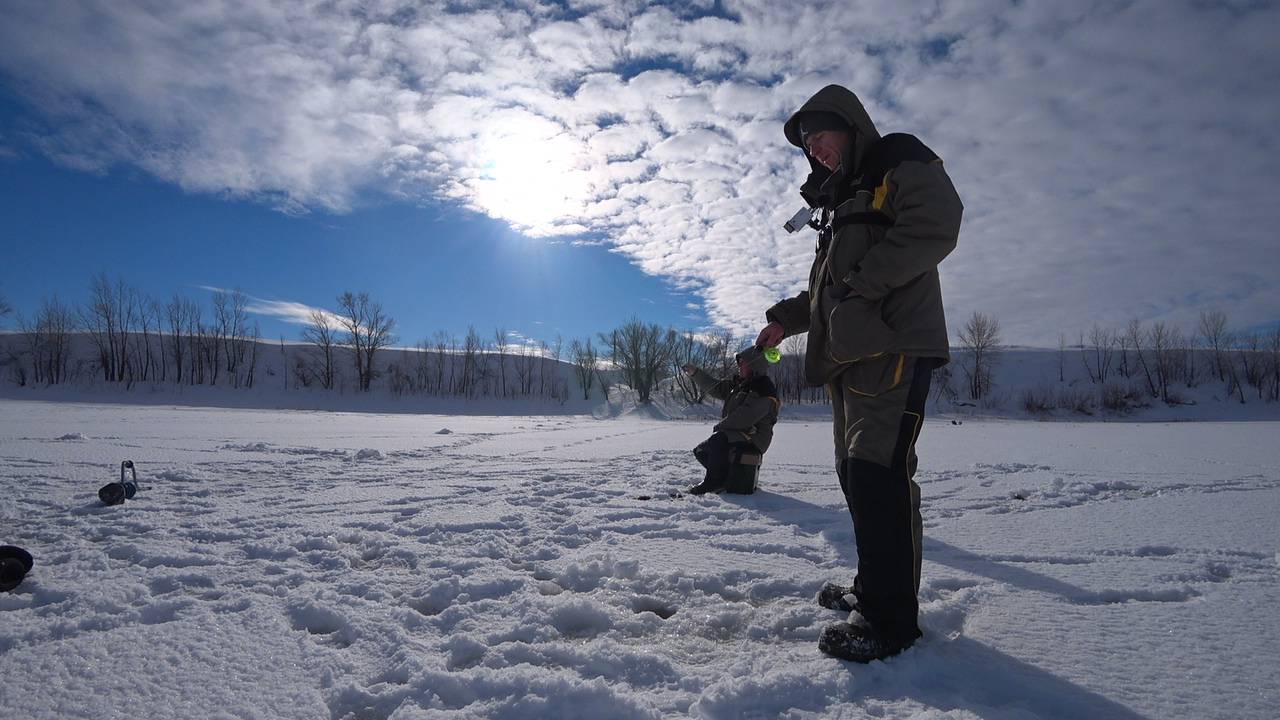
left=187, top=302, right=206, bottom=385
left=707, top=329, right=738, bottom=379
left=81, top=274, right=119, bottom=382
left=279, top=335, right=289, bottom=390
left=781, top=334, right=807, bottom=404
left=569, top=337, right=598, bottom=400
left=245, top=321, right=261, bottom=388
left=1057, top=333, right=1068, bottom=383
left=600, top=318, right=676, bottom=405
left=1237, top=332, right=1265, bottom=400
left=0, top=291, right=11, bottom=323
left=222, top=290, right=250, bottom=386
left=514, top=341, right=538, bottom=396
left=957, top=311, right=1001, bottom=401
left=430, top=331, right=451, bottom=396
left=538, top=340, right=551, bottom=398
left=45, top=297, right=76, bottom=385
left=79, top=274, right=143, bottom=383
left=458, top=325, right=482, bottom=398
left=131, top=297, right=161, bottom=383
left=1116, top=326, right=1132, bottom=378
left=547, top=334, right=565, bottom=401
left=1081, top=324, right=1115, bottom=384
left=1268, top=326, right=1280, bottom=402
left=1147, top=321, right=1177, bottom=403
left=18, top=297, right=75, bottom=385
left=1199, top=310, right=1230, bottom=383
left=336, top=291, right=396, bottom=392
left=670, top=330, right=716, bottom=405
left=302, top=308, right=340, bottom=390
left=1125, top=319, right=1157, bottom=398
left=492, top=328, right=509, bottom=397
left=196, top=320, right=216, bottom=386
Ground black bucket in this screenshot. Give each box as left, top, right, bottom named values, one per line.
left=98, top=460, right=139, bottom=506
left=0, top=545, right=34, bottom=592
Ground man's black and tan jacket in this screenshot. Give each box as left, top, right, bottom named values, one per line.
left=767, top=85, right=963, bottom=386
left=690, top=369, right=780, bottom=453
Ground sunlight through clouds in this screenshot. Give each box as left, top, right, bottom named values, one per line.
left=1, top=0, right=1277, bottom=343
left=469, top=119, right=593, bottom=236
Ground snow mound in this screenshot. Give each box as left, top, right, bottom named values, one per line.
left=435, top=428, right=452, bottom=435
left=354, top=448, right=383, bottom=461
left=56, top=433, right=87, bottom=441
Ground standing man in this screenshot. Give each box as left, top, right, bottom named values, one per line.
left=756, top=85, right=962, bottom=662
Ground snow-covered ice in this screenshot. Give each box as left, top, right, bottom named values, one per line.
left=1, top=399, right=1277, bottom=719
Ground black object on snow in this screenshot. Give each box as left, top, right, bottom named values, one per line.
left=98, top=460, right=139, bottom=506
left=818, top=621, right=920, bottom=663
left=817, top=582, right=863, bottom=615
left=0, top=545, right=34, bottom=592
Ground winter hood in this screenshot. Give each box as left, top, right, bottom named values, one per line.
left=783, top=85, right=881, bottom=206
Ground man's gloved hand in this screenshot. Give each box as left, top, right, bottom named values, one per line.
left=756, top=322, right=785, bottom=349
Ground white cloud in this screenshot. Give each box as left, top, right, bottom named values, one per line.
left=198, top=285, right=339, bottom=327
left=2, top=0, right=1278, bottom=344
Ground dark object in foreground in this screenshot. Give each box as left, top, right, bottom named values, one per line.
left=817, top=582, right=862, bottom=614
left=0, top=545, right=34, bottom=592
left=689, top=436, right=762, bottom=495
left=818, top=621, right=920, bottom=663
left=98, top=460, right=139, bottom=506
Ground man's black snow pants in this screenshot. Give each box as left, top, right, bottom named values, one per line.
left=828, top=354, right=936, bottom=643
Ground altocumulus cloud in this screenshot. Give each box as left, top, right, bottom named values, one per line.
left=1, top=0, right=1277, bottom=344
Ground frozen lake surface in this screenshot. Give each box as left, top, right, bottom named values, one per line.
left=1, top=400, right=1277, bottom=719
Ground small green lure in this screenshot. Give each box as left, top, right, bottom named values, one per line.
left=763, top=347, right=782, bottom=364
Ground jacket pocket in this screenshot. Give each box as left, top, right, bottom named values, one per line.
left=827, top=296, right=896, bottom=363
left=843, top=353, right=910, bottom=398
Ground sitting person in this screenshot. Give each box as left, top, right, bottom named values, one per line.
left=682, top=346, right=782, bottom=495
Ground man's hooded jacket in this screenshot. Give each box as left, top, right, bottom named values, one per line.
left=767, top=85, right=963, bottom=385
left=689, top=368, right=780, bottom=453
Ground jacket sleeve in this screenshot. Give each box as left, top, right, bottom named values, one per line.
left=842, top=160, right=962, bottom=301
left=765, top=291, right=811, bottom=337
left=714, top=393, right=778, bottom=435
left=691, top=368, right=733, bottom=400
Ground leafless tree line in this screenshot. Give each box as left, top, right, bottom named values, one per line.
left=596, top=318, right=825, bottom=408
left=295, top=321, right=573, bottom=402
left=1022, top=310, right=1280, bottom=414
left=11, top=279, right=1274, bottom=410
left=5, top=274, right=265, bottom=389
left=1069, top=310, right=1280, bottom=404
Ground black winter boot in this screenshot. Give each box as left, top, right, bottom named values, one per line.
left=688, top=473, right=728, bottom=495
left=816, top=582, right=863, bottom=614
left=818, top=621, right=920, bottom=663
left=689, top=433, right=732, bottom=495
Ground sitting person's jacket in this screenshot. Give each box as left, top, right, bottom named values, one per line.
left=689, top=368, right=781, bottom=453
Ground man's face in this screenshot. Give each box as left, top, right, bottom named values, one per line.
left=804, top=129, right=849, bottom=172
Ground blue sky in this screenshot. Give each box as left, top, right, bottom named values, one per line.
left=1, top=0, right=1278, bottom=348
left=0, top=114, right=700, bottom=346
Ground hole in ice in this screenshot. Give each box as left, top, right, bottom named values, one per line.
left=631, top=596, right=677, bottom=619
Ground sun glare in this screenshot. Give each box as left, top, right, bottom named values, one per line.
left=472, top=130, right=591, bottom=235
